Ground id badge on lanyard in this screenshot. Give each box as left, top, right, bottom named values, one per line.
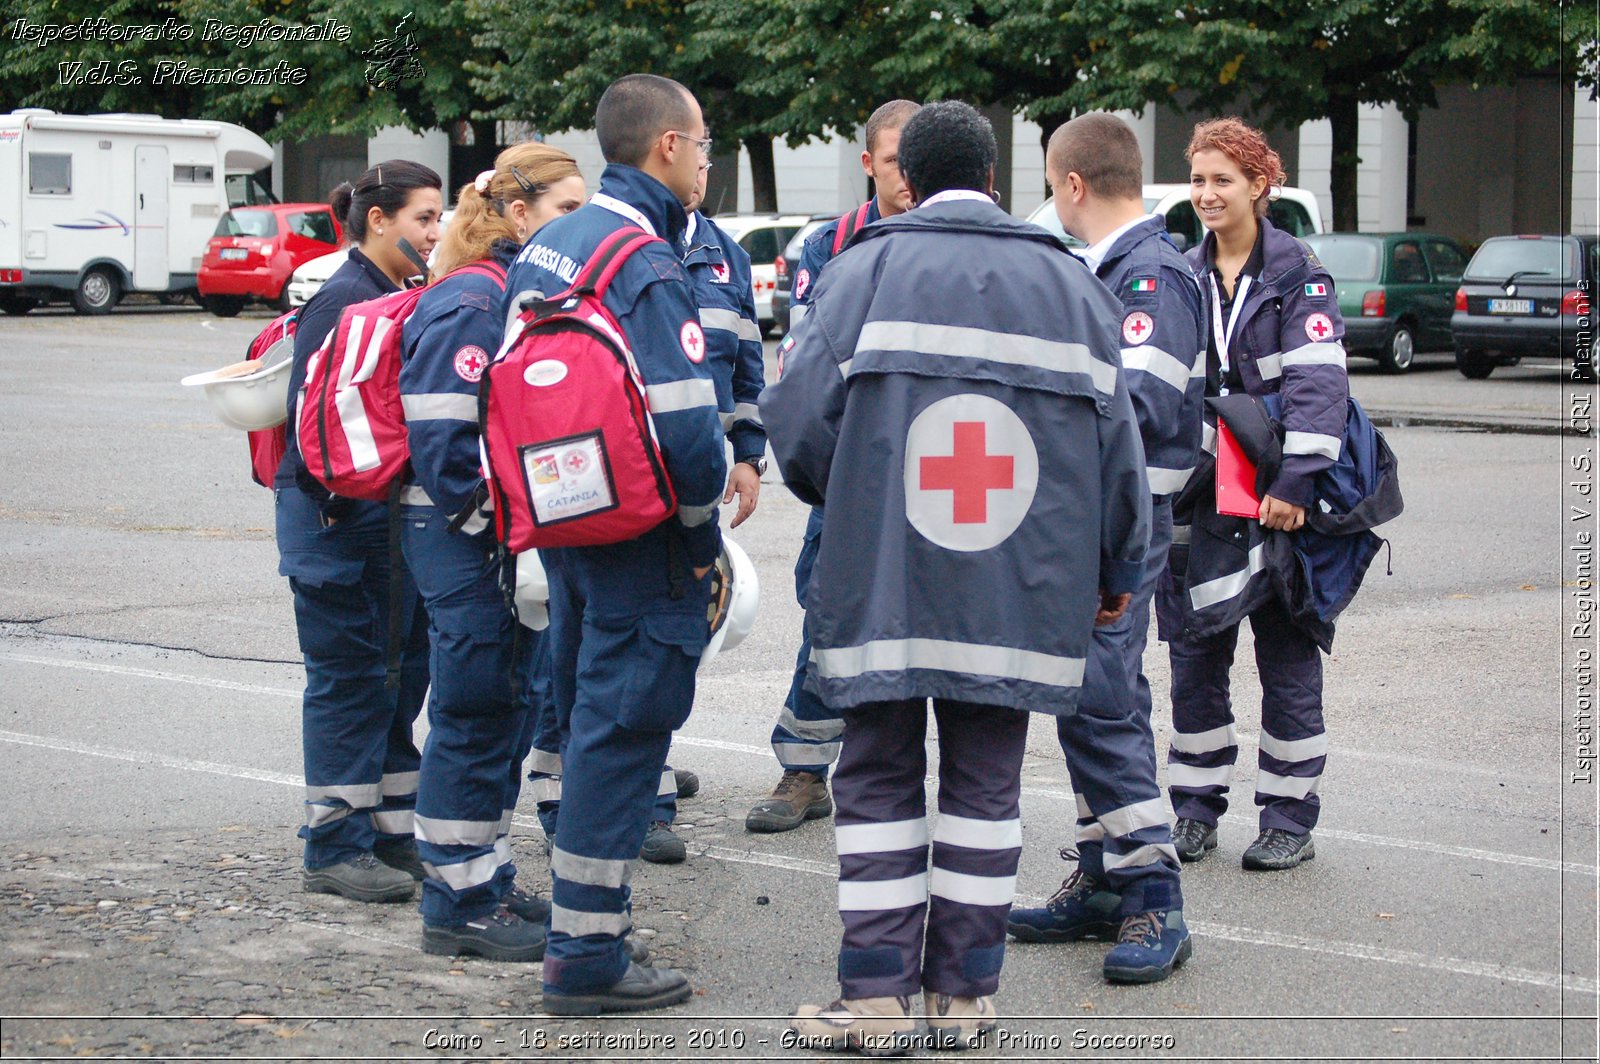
left=1209, top=273, right=1251, bottom=395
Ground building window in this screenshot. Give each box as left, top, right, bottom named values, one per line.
left=29, top=153, right=71, bottom=195
left=175, top=164, right=215, bottom=184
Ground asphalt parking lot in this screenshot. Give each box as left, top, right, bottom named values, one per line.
left=0, top=303, right=1594, bottom=1061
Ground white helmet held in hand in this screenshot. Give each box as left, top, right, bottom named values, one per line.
left=180, top=342, right=293, bottom=432
left=514, top=550, right=550, bottom=632
left=704, top=534, right=759, bottom=663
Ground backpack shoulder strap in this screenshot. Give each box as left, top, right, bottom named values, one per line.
left=832, top=202, right=872, bottom=256
left=574, top=227, right=663, bottom=301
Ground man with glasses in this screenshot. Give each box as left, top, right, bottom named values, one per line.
left=502, top=73, right=726, bottom=1016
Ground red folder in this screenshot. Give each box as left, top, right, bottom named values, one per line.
left=1215, top=421, right=1261, bottom=518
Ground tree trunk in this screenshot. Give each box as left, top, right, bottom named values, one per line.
left=1328, top=95, right=1361, bottom=232
left=745, top=134, right=778, bottom=212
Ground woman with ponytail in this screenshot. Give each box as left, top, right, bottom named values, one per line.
left=279, top=160, right=443, bottom=905
left=396, top=143, right=585, bottom=961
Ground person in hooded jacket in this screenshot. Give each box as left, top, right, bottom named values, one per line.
left=1160, top=117, right=1349, bottom=872
left=397, top=144, right=586, bottom=961
left=279, top=161, right=441, bottom=904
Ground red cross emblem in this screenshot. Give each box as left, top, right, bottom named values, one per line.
left=711, top=261, right=730, bottom=283
left=680, top=320, right=706, bottom=363
left=903, top=394, right=1039, bottom=552
left=1305, top=312, right=1333, bottom=341
left=453, top=344, right=488, bottom=382
left=563, top=449, right=589, bottom=475
left=919, top=422, right=1015, bottom=524
left=1122, top=311, right=1154, bottom=345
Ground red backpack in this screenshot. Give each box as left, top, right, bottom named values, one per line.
left=245, top=310, right=297, bottom=487
left=481, top=228, right=676, bottom=552
left=298, top=261, right=506, bottom=501
left=831, top=201, right=872, bottom=256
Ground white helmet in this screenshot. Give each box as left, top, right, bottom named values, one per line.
left=513, top=550, right=550, bottom=632
left=181, top=341, right=293, bottom=432
left=703, top=534, right=759, bottom=663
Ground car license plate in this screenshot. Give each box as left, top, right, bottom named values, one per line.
left=1488, top=298, right=1531, bottom=314
left=220, top=248, right=248, bottom=261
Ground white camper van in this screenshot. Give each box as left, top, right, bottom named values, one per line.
left=0, top=109, right=274, bottom=315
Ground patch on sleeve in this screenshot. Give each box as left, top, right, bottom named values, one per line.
left=777, top=333, right=796, bottom=379
left=1130, top=277, right=1157, bottom=293
left=454, top=345, right=489, bottom=382
left=458, top=292, right=494, bottom=312
left=794, top=268, right=812, bottom=301
left=680, top=320, right=706, bottom=363
left=1121, top=310, right=1155, bottom=345
left=1304, top=282, right=1328, bottom=298
left=711, top=260, right=731, bottom=284
left=1304, top=312, right=1335, bottom=342
left=650, top=256, right=687, bottom=284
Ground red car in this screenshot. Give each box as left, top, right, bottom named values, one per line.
left=198, top=203, right=343, bottom=317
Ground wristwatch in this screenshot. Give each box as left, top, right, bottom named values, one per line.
left=738, top=456, right=768, bottom=476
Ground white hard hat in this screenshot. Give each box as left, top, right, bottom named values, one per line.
left=181, top=340, right=293, bottom=431
left=513, top=549, right=550, bottom=632
left=703, top=534, right=759, bottom=663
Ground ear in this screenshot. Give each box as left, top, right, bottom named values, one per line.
left=366, top=204, right=387, bottom=233
left=986, top=165, right=996, bottom=198
left=860, top=148, right=873, bottom=176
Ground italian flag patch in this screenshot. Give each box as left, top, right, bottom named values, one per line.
left=1131, top=278, right=1157, bottom=293
left=1305, top=282, right=1328, bottom=297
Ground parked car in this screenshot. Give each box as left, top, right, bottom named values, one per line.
left=198, top=203, right=342, bottom=316
left=771, top=214, right=839, bottom=334
left=284, top=210, right=455, bottom=309
left=706, top=213, right=810, bottom=333
left=1025, top=184, right=1325, bottom=252
left=1451, top=234, right=1597, bottom=379
left=1303, top=232, right=1468, bottom=373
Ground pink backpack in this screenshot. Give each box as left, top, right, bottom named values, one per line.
left=298, top=261, right=505, bottom=501
left=481, top=228, right=677, bottom=551
left=245, top=310, right=297, bottom=487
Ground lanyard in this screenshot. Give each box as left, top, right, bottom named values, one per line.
left=591, top=193, right=656, bottom=237
left=1208, top=272, right=1251, bottom=389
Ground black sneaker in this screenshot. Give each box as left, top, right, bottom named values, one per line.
left=1242, top=828, right=1315, bottom=871
left=543, top=962, right=691, bottom=1015
left=640, top=821, right=686, bottom=864
left=373, top=837, right=425, bottom=881
left=673, top=769, right=700, bottom=799
left=304, top=852, right=416, bottom=903
left=505, top=886, right=551, bottom=924
left=423, top=906, right=546, bottom=962
left=1171, top=818, right=1218, bottom=863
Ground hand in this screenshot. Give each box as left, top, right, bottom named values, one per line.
left=723, top=463, right=762, bottom=528
left=1258, top=494, right=1306, bottom=532
left=692, top=564, right=713, bottom=580
left=1095, top=591, right=1131, bottom=627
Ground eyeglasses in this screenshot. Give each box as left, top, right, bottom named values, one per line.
left=670, top=131, right=713, bottom=157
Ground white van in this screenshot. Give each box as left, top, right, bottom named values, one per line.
left=1026, top=184, right=1324, bottom=250
left=0, top=109, right=274, bottom=315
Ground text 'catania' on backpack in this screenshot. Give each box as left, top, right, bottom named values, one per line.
left=245, top=309, right=297, bottom=487
left=480, top=227, right=677, bottom=552
left=297, top=261, right=505, bottom=501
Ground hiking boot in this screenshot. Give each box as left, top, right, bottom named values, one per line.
left=746, top=770, right=833, bottom=833
left=422, top=905, right=546, bottom=962
left=674, top=769, right=700, bottom=799
left=304, top=852, right=416, bottom=903
left=372, top=836, right=425, bottom=881
left=640, top=821, right=686, bottom=864
left=1171, top=817, right=1218, bottom=862
left=505, top=885, right=551, bottom=925
left=543, top=961, right=691, bottom=1015
left=1103, top=910, right=1193, bottom=984
left=1007, top=850, right=1121, bottom=942
left=789, top=996, right=916, bottom=1056
left=925, top=993, right=996, bottom=1050
left=626, top=935, right=652, bottom=965
left=1242, top=828, right=1315, bottom=871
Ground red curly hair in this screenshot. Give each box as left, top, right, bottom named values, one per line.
left=1186, top=118, right=1286, bottom=217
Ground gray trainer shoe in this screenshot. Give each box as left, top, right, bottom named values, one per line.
left=304, top=852, right=416, bottom=903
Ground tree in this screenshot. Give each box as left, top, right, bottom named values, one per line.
left=1036, top=0, right=1588, bottom=230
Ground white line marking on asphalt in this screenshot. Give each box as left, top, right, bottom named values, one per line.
left=0, top=728, right=302, bottom=788
left=1, top=652, right=1590, bottom=879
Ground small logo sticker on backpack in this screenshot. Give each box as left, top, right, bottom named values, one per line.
left=680, top=320, right=706, bottom=363
left=524, top=359, right=569, bottom=387
left=454, top=345, right=488, bottom=382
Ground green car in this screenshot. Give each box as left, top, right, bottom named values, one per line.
left=1303, top=232, right=1469, bottom=373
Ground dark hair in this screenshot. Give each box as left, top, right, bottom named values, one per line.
left=1047, top=113, right=1143, bottom=202
left=331, top=159, right=442, bottom=242
left=865, top=99, right=920, bottom=154
left=897, top=100, right=997, bottom=200
left=595, top=73, right=695, bottom=167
